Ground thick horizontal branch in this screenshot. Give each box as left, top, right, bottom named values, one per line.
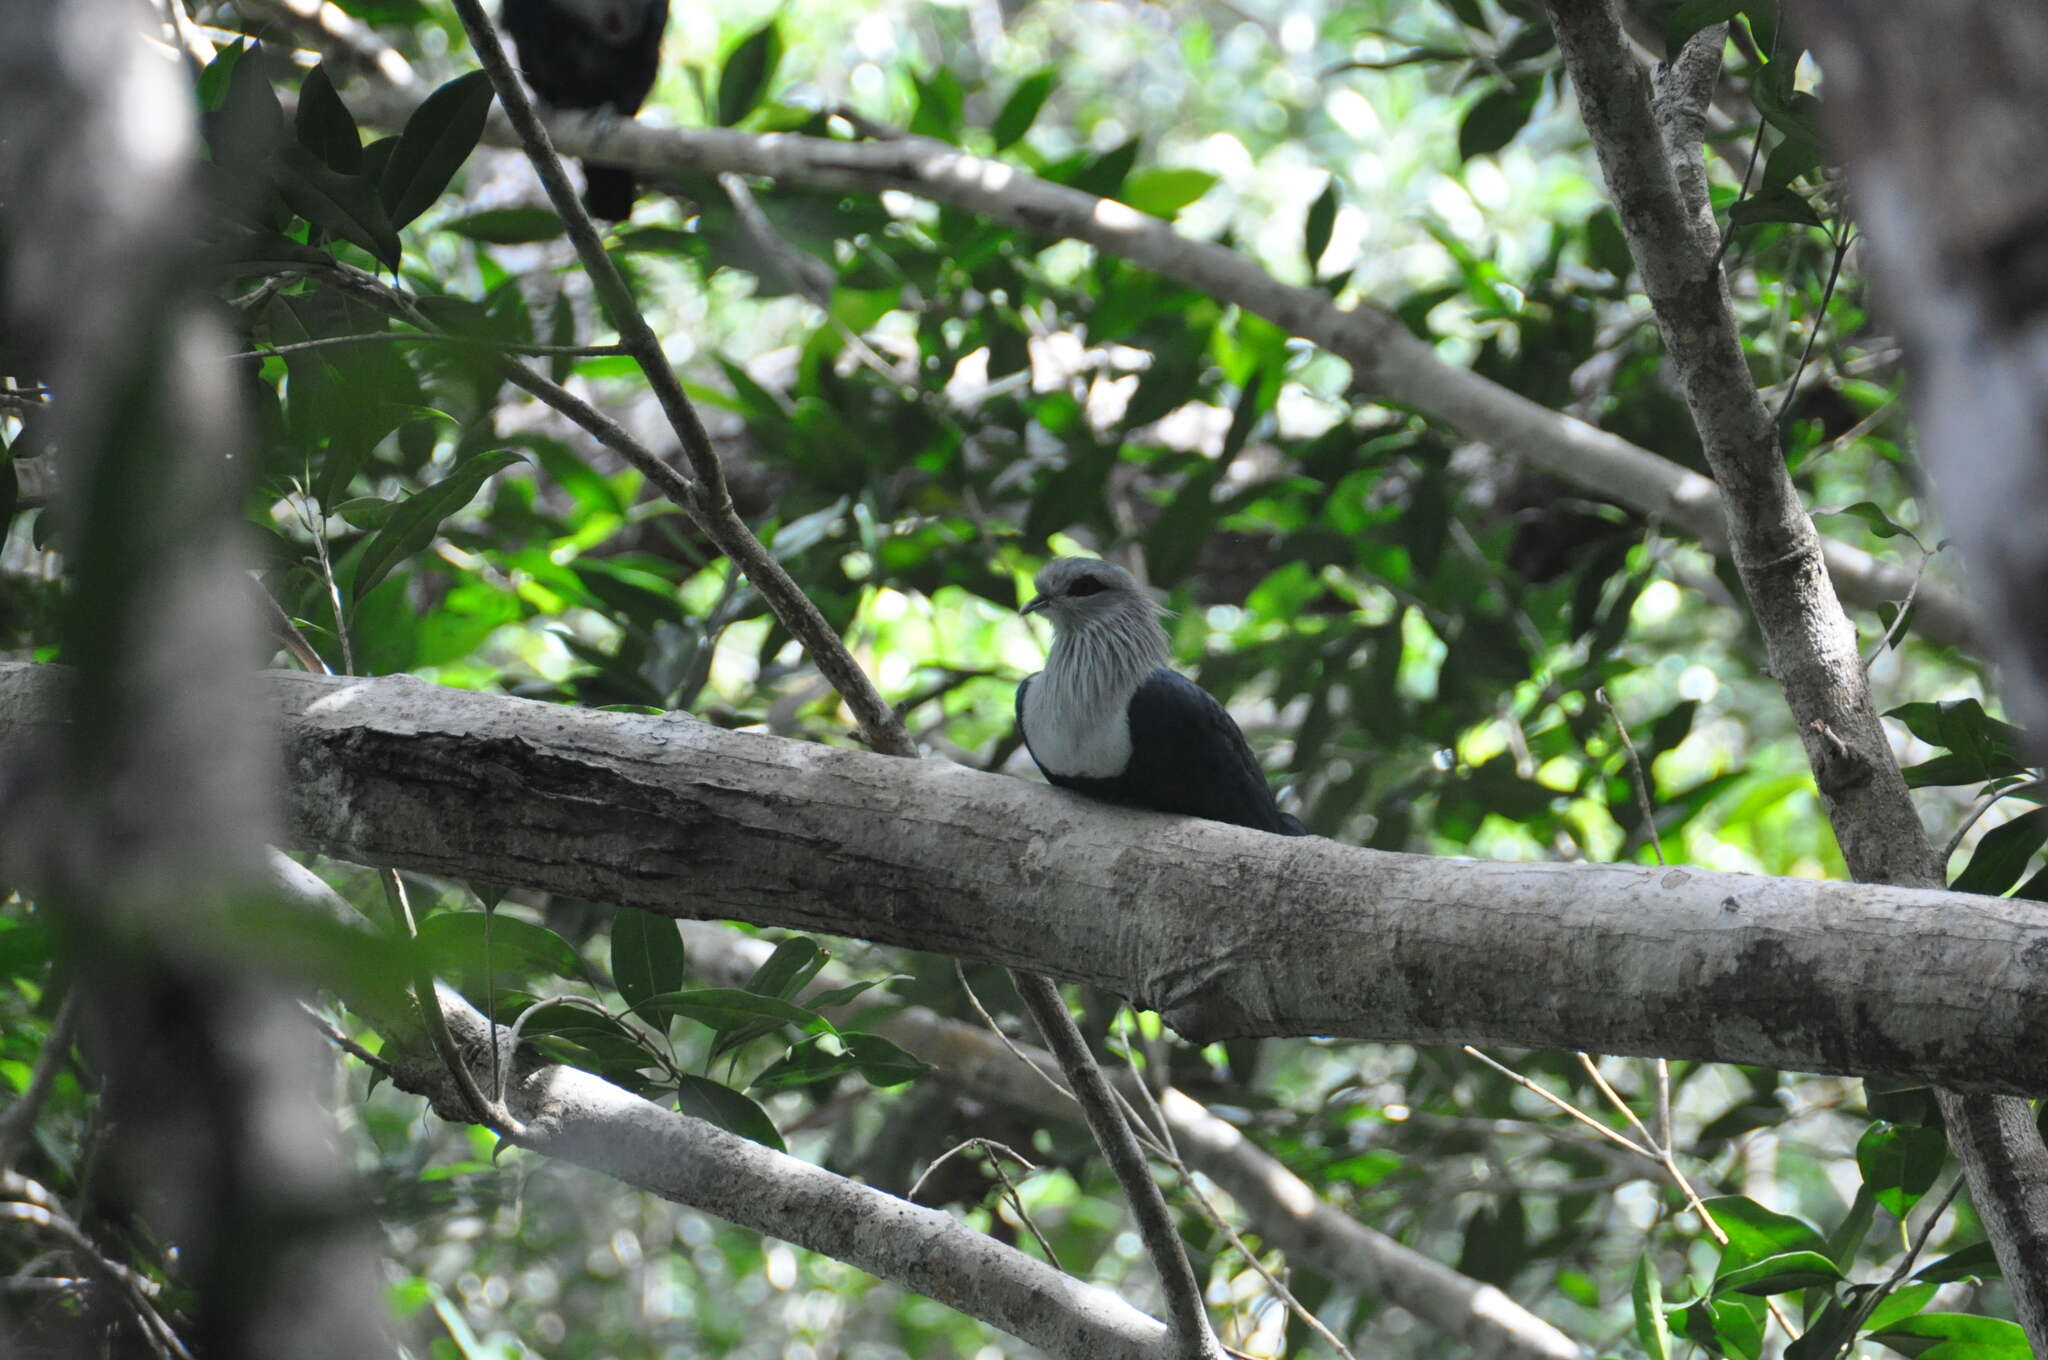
left=331, top=83, right=1978, bottom=650
left=7, top=663, right=2038, bottom=1094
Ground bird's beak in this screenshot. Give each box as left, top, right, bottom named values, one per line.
left=1020, top=595, right=1049, bottom=617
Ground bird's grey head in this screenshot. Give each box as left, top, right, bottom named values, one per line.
left=1021, top=558, right=1169, bottom=665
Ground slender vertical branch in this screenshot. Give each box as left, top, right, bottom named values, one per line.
left=1544, top=0, right=2048, bottom=1341
left=1016, top=974, right=1222, bottom=1360
left=444, top=0, right=914, bottom=757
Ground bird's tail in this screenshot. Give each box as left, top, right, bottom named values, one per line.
left=581, top=163, right=637, bottom=221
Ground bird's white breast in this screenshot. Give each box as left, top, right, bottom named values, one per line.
left=1022, top=670, right=1133, bottom=778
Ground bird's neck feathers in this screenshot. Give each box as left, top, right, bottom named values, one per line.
left=549, top=0, right=657, bottom=41
left=1042, top=601, right=1170, bottom=717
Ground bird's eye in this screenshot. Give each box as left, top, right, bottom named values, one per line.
left=1066, top=577, right=1105, bottom=598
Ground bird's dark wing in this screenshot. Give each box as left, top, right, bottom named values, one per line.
left=1121, top=669, right=1305, bottom=835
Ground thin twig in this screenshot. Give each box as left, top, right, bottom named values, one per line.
left=1, top=1176, right=192, bottom=1360
left=1774, top=229, right=1854, bottom=429
left=0, top=990, right=81, bottom=1171
left=1595, top=686, right=1665, bottom=865
left=237, top=332, right=626, bottom=361
left=445, top=0, right=914, bottom=757
left=1164, top=1157, right=1359, bottom=1360
left=249, top=576, right=331, bottom=674
left=1831, top=1177, right=1966, bottom=1360
left=1014, top=973, right=1220, bottom=1359
left=906, top=1138, right=1062, bottom=1268
left=299, top=1001, right=396, bottom=1079
left=1939, top=778, right=2048, bottom=866
left=1861, top=546, right=1933, bottom=671
left=1463, top=1047, right=1656, bottom=1159
left=951, top=961, right=1074, bottom=1102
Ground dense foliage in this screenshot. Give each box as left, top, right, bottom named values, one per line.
left=2, top=1, right=2037, bottom=1356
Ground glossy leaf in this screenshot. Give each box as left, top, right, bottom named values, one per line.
left=380, top=70, right=494, bottom=231
left=717, top=22, right=784, bottom=127
left=610, top=908, right=687, bottom=1016
left=351, top=449, right=525, bottom=601
left=677, top=1075, right=786, bottom=1152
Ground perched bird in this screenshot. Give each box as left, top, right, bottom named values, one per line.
left=1016, top=558, right=1307, bottom=836
left=500, top=0, right=669, bottom=220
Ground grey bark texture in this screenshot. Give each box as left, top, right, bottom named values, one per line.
left=7, top=664, right=2044, bottom=1094
left=0, top=3, right=388, bottom=1356
left=1545, top=0, right=2048, bottom=1341
left=1805, top=0, right=2048, bottom=1318
left=377, top=985, right=1177, bottom=1360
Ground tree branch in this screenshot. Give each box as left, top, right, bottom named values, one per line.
left=8, top=664, right=2043, bottom=1093
left=1801, top=3, right=2048, bottom=1319
left=326, top=79, right=1980, bottom=651
left=441, top=0, right=914, bottom=759
left=679, top=920, right=1588, bottom=1360
left=386, top=974, right=1175, bottom=1359
left=1543, top=0, right=2048, bottom=1342
left=1014, top=974, right=1222, bottom=1359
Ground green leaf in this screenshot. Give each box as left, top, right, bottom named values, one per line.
left=909, top=67, right=965, bottom=142
left=197, top=38, right=248, bottom=113
left=1633, top=1256, right=1671, bottom=1360
left=1865, top=1284, right=1941, bottom=1334
left=0, top=919, right=54, bottom=982
left=295, top=63, right=363, bottom=173
left=1888, top=700, right=2029, bottom=787
left=802, top=976, right=901, bottom=1011
left=1712, top=1250, right=1844, bottom=1296
left=993, top=69, right=1055, bottom=150
left=677, top=1075, right=785, bottom=1152
left=1459, top=85, right=1539, bottom=161
left=518, top=1001, right=660, bottom=1073
left=415, top=912, right=592, bottom=987
left=215, top=229, right=338, bottom=277
left=1868, top=1313, right=2030, bottom=1360
left=610, top=908, right=686, bottom=1016
left=442, top=207, right=566, bottom=245
left=843, top=1032, right=931, bottom=1087
left=1061, top=138, right=1140, bottom=200
left=717, top=22, right=784, bottom=127
left=749, top=1034, right=860, bottom=1091
left=1305, top=178, right=1339, bottom=275
left=1825, top=1184, right=1877, bottom=1269
left=745, top=936, right=826, bottom=1001
left=1120, top=167, right=1217, bottom=219
left=209, top=42, right=286, bottom=171
left=1816, top=500, right=1913, bottom=540
left=1664, top=0, right=1742, bottom=53
left=1701, top=1196, right=1829, bottom=1268
left=351, top=449, right=524, bottom=601
left=1911, top=1241, right=2001, bottom=1284
left=654, top=987, right=826, bottom=1037
left=1951, top=808, right=2048, bottom=896
left=1763, top=134, right=1826, bottom=191
left=769, top=496, right=849, bottom=558
left=277, top=146, right=403, bottom=270
left=1727, top=187, right=1824, bottom=230
left=380, top=70, right=494, bottom=231
left=1856, top=1122, right=1949, bottom=1216
left=1677, top=1297, right=1767, bottom=1360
